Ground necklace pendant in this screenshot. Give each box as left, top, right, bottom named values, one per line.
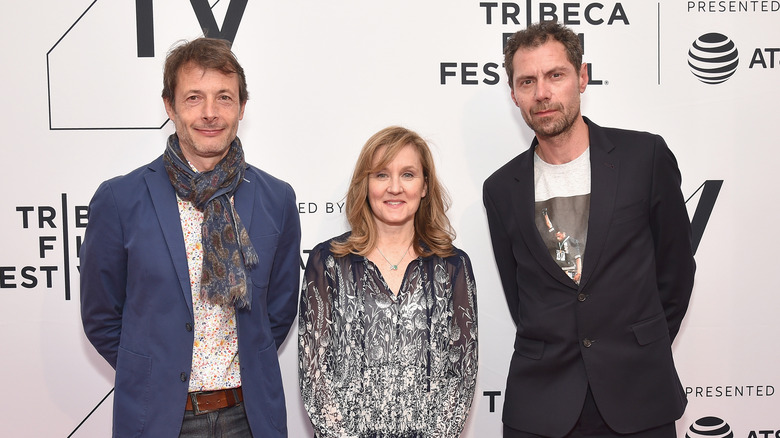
left=376, top=244, right=411, bottom=273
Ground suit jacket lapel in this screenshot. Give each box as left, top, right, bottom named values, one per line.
left=514, top=142, right=577, bottom=288
left=234, top=170, right=256, bottom=310
left=579, top=118, right=618, bottom=291
left=145, top=157, right=194, bottom=316
left=234, top=170, right=255, bottom=233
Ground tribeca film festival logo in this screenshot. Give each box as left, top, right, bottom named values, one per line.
left=1, top=193, right=339, bottom=296
left=688, top=416, right=780, bottom=438
left=1, top=195, right=86, bottom=300
left=688, top=32, right=780, bottom=84
left=439, top=1, right=630, bottom=86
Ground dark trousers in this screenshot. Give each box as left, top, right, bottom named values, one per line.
left=179, top=402, right=252, bottom=438
left=503, top=387, right=676, bottom=438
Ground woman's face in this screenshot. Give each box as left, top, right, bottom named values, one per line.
left=367, top=143, right=428, bottom=232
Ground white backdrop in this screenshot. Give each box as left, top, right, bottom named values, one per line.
left=1, top=1, right=778, bottom=437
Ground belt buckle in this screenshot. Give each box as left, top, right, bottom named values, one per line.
left=189, top=391, right=213, bottom=416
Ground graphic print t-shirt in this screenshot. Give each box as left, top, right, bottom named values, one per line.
left=534, top=147, right=591, bottom=284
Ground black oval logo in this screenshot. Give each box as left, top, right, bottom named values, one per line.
left=688, top=33, right=739, bottom=84
left=686, top=416, right=734, bottom=438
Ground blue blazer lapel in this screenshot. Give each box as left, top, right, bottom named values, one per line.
left=579, top=118, right=619, bottom=291
left=144, top=157, right=194, bottom=316
left=234, top=171, right=255, bottom=233
left=234, top=170, right=256, bottom=309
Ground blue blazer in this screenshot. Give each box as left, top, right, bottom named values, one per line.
left=483, top=118, right=696, bottom=436
left=80, top=156, right=301, bottom=437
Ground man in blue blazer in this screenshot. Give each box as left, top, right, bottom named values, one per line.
left=483, top=23, right=696, bottom=437
left=80, top=38, right=301, bottom=437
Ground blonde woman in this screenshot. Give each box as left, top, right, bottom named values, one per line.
left=299, top=126, right=478, bottom=437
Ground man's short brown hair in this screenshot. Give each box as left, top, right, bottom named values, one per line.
left=162, top=37, right=248, bottom=107
left=503, top=21, right=583, bottom=87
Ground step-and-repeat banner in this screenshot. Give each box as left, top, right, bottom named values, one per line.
left=1, top=1, right=777, bottom=436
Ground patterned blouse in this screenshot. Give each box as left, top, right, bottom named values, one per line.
left=299, top=234, right=478, bottom=438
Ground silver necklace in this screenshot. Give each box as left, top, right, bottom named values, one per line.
left=376, top=244, right=412, bottom=270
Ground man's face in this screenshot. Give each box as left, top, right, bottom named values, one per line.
left=510, top=40, right=588, bottom=139
left=164, top=62, right=246, bottom=171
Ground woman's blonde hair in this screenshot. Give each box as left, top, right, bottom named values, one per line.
left=331, top=126, right=455, bottom=258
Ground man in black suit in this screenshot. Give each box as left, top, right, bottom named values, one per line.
left=483, top=22, right=696, bottom=438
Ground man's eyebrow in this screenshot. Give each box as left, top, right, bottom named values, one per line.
left=516, top=65, right=571, bottom=80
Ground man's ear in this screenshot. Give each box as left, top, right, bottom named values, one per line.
left=163, top=98, right=176, bottom=121
left=579, top=63, right=589, bottom=93
left=239, top=100, right=247, bottom=121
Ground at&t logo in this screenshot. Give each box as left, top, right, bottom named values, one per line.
left=688, top=33, right=739, bottom=84
left=688, top=416, right=780, bottom=438
left=687, top=417, right=734, bottom=438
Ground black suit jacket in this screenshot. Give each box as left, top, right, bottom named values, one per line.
left=483, top=117, right=695, bottom=436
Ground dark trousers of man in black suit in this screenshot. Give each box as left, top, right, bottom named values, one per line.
left=502, top=387, right=676, bottom=438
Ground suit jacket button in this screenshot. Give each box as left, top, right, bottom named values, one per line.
left=577, top=293, right=587, bottom=302
left=185, top=323, right=193, bottom=332
left=180, top=372, right=188, bottom=382
left=582, top=338, right=593, bottom=348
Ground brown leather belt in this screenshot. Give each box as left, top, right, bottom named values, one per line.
left=186, top=387, right=243, bottom=415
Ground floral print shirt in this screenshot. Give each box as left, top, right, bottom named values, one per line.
left=299, top=235, right=478, bottom=438
left=177, top=195, right=241, bottom=392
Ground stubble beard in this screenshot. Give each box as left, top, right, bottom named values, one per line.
left=524, top=104, right=579, bottom=139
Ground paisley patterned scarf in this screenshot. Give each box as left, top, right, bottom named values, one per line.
left=163, top=134, right=258, bottom=309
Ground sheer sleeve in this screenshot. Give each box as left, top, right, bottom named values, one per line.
left=298, top=245, right=356, bottom=438
left=432, top=251, right=479, bottom=437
